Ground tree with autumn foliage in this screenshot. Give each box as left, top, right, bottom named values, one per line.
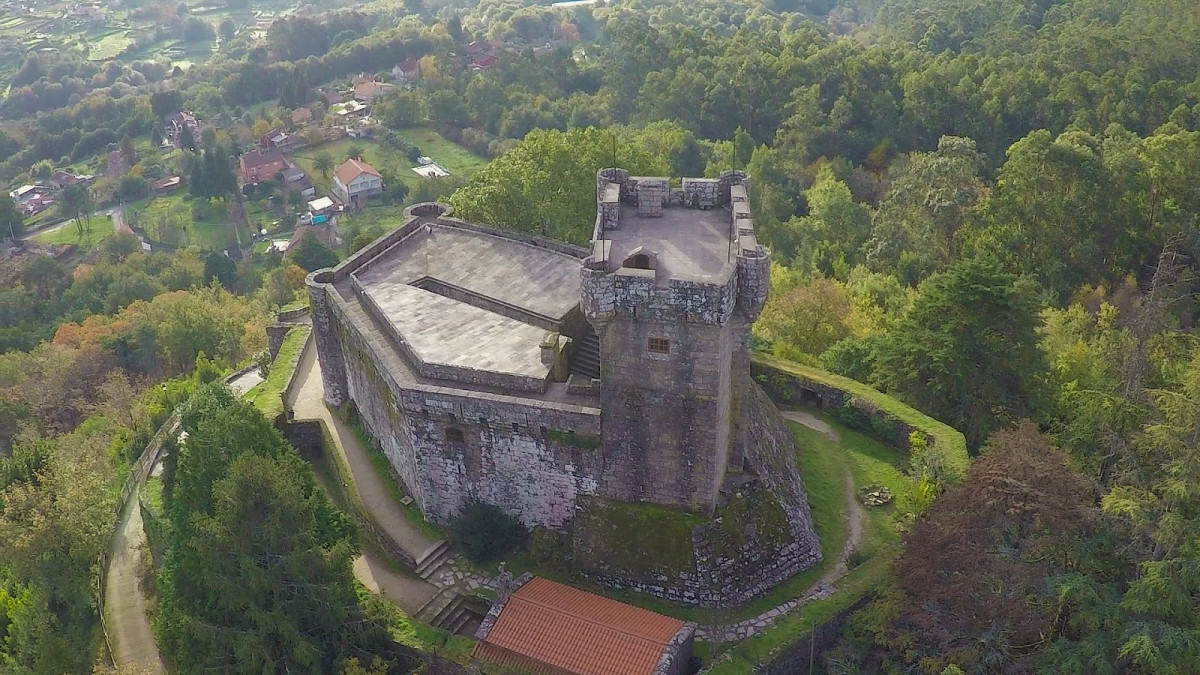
left=837, top=423, right=1109, bottom=672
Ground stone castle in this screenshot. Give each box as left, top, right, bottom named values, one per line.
left=307, top=169, right=821, bottom=606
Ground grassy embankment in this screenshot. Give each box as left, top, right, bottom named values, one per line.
left=702, top=414, right=911, bottom=672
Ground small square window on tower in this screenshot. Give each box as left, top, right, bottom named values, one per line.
left=445, top=427, right=465, bottom=444
left=648, top=337, right=671, bottom=354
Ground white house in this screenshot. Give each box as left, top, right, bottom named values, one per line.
left=333, top=159, right=383, bottom=204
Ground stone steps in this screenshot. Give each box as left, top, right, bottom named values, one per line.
left=570, top=329, right=601, bottom=380
left=414, top=539, right=453, bottom=581
left=415, top=587, right=457, bottom=625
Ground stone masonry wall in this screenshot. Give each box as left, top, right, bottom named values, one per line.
left=572, top=382, right=821, bottom=608
left=597, top=315, right=733, bottom=510
left=326, top=280, right=603, bottom=529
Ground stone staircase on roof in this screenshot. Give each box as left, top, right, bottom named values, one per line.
left=569, top=327, right=601, bottom=380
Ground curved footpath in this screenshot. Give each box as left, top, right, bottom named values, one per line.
left=696, top=410, right=864, bottom=642
left=288, top=343, right=442, bottom=612
left=103, top=494, right=165, bottom=674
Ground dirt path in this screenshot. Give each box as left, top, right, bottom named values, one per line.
left=353, top=553, right=440, bottom=612
left=104, top=495, right=165, bottom=673
left=288, top=343, right=442, bottom=608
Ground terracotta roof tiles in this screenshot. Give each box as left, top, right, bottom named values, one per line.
left=473, top=577, right=686, bottom=675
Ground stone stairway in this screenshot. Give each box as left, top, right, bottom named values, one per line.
left=415, top=540, right=455, bottom=584
left=569, top=328, right=601, bottom=380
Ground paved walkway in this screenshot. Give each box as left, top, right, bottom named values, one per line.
left=288, top=343, right=442, bottom=611
left=104, top=494, right=165, bottom=673
left=696, top=410, right=864, bottom=643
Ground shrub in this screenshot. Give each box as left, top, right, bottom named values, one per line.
left=449, top=500, right=527, bottom=564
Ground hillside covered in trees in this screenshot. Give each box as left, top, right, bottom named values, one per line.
left=5, top=0, right=1200, bottom=671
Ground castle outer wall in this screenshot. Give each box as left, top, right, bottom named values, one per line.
left=308, top=206, right=604, bottom=529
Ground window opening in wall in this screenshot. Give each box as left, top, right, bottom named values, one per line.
left=445, top=427, right=464, bottom=443
left=648, top=337, right=671, bottom=354
left=512, top=422, right=520, bottom=432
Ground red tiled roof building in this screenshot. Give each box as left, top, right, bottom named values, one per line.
left=473, top=576, right=695, bottom=675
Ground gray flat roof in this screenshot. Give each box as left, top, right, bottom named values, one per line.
left=605, top=206, right=735, bottom=281
left=341, top=223, right=584, bottom=390
left=359, top=282, right=551, bottom=380
left=355, top=226, right=580, bottom=320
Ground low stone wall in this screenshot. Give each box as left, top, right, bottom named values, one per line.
left=277, top=416, right=420, bottom=571
left=276, top=305, right=311, bottom=323
left=751, top=354, right=969, bottom=483
left=749, top=594, right=873, bottom=674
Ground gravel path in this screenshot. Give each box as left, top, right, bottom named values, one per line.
left=104, top=496, right=165, bottom=673
left=288, top=343, right=442, bottom=609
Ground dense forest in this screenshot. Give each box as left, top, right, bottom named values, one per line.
left=5, top=0, right=1200, bottom=671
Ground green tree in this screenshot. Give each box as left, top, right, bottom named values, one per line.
left=314, top=151, right=333, bottom=181
left=0, top=195, right=23, bottom=240
left=156, top=387, right=397, bottom=673
left=203, top=251, right=237, bottom=288
left=218, top=18, right=236, bottom=43
left=287, top=231, right=339, bottom=272
left=375, top=90, right=425, bottom=129
left=58, top=184, right=95, bottom=235
left=120, top=133, right=137, bottom=168
left=449, top=127, right=667, bottom=245
left=791, top=164, right=871, bottom=276
left=873, top=257, right=1047, bottom=448
left=180, top=122, right=197, bottom=151
left=265, top=267, right=294, bottom=307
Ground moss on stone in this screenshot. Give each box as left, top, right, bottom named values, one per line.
left=543, top=428, right=601, bottom=450
left=711, top=487, right=792, bottom=553
left=573, top=497, right=703, bottom=577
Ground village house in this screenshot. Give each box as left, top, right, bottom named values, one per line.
left=164, top=110, right=200, bottom=148
left=391, top=58, right=421, bottom=84
left=151, top=176, right=182, bottom=195
left=259, top=129, right=296, bottom=151
left=332, top=158, right=383, bottom=204
left=10, top=184, right=49, bottom=205
left=281, top=167, right=315, bottom=198
left=49, top=170, right=94, bottom=189
left=353, top=80, right=396, bottom=103
left=238, top=148, right=287, bottom=184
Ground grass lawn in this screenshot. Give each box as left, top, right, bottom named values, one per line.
left=293, top=128, right=487, bottom=196
left=32, top=221, right=113, bottom=251
left=89, top=31, right=134, bottom=60
left=702, top=413, right=912, bottom=672
left=391, top=126, right=488, bottom=176
left=245, top=326, right=310, bottom=419
left=292, top=139, right=410, bottom=195
left=127, top=193, right=249, bottom=251
left=337, top=203, right=410, bottom=238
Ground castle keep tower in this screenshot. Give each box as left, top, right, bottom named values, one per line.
left=580, top=169, right=769, bottom=512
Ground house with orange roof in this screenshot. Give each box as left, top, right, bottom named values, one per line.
left=353, top=80, right=396, bottom=103
left=333, top=158, right=383, bottom=205
left=473, top=576, right=695, bottom=675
